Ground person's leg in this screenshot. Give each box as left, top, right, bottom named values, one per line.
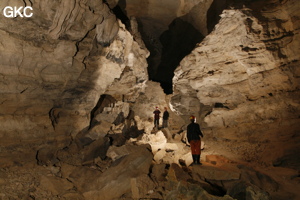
left=196, top=155, right=202, bottom=165
left=163, top=120, right=167, bottom=128
left=194, top=140, right=201, bottom=164
left=190, top=141, right=198, bottom=165
left=190, top=140, right=201, bottom=164
left=155, top=119, right=159, bottom=129
left=191, top=155, right=196, bottom=165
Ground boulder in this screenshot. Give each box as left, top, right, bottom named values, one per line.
left=85, top=120, right=112, bottom=140
left=36, top=146, right=59, bottom=166
left=192, top=163, right=241, bottom=181
left=106, top=143, right=151, bottom=161
left=237, top=164, right=279, bottom=194
left=68, top=167, right=103, bottom=192
left=180, top=152, right=194, bottom=167
left=165, top=143, right=179, bottom=151
left=161, top=128, right=173, bottom=141
left=134, top=115, right=154, bottom=135
left=39, top=175, right=74, bottom=196
left=164, top=176, right=235, bottom=200
left=60, top=163, right=78, bottom=179
left=56, top=142, right=82, bottom=166
left=82, top=145, right=153, bottom=200
left=228, top=182, right=270, bottom=200
left=131, top=174, right=157, bottom=199
left=151, top=163, right=167, bottom=182
left=153, top=149, right=167, bottom=163
left=81, top=137, right=110, bottom=165
left=137, top=131, right=167, bottom=153
left=108, top=133, right=126, bottom=146
left=167, top=163, right=191, bottom=182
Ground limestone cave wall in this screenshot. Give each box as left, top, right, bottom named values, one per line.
left=171, top=0, right=300, bottom=168
left=0, top=0, right=149, bottom=147
left=0, top=0, right=299, bottom=169
left=0, top=0, right=300, bottom=199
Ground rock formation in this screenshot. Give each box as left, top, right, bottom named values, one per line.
left=0, top=0, right=149, bottom=147
left=0, top=0, right=299, bottom=200
left=171, top=0, right=300, bottom=170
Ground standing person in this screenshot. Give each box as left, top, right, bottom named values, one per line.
left=153, top=107, right=161, bottom=129
left=187, top=115, right=204, bottom=165
left=162, top=107, right=169, bottom=128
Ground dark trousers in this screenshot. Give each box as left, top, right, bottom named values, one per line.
left=163, top=119, right=168, bottom=128
left=154, top=118, right=159, bottom=128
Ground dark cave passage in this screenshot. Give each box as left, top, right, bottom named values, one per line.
left=111, top=0, right=234, bottom=94
left=1, top=0, right=300, bottom=199
left=152, top=18, right=204, bottom=94
left=137, top=17, right=205, bottom=94
left=110, top=0, right=131, bottom=30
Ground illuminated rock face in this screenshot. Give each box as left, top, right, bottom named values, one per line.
left=0, top=0, right=300, bottom=199
left=0, top=0, right=298, bottom=167
left=0, top=0, right=149, bottom=146
left=109, top=0, right=220, bottom=92
left=171, top=0, right=300, bottom=168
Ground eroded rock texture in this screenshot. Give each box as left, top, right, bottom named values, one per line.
left=0, top=0, right=300, bottom=199
left=171, top=0, right=300, bottom=169
left=112, top=0, right=222, bottom=92
left=0, top=0, right=148, bottom=147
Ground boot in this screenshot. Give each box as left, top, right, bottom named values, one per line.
left=196, top=155, right=202, bottom=165
left=191, top=155, right=196, bottom=166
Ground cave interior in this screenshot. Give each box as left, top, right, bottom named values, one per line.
left=0, top=0, right=299, bottom=199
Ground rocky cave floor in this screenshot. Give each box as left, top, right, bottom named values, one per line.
left=0, top=127, right=299, bottom=200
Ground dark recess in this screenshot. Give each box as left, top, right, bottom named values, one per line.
left=111, top=0, right=130, bottom=30
left=111, top=0, right=247, bottom=94
left=154, top=18, right=204, bottom=94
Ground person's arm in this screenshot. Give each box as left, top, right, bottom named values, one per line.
left=187, top=125, right=191, bottom=142
left=197, top=124, right=204, bottom=138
